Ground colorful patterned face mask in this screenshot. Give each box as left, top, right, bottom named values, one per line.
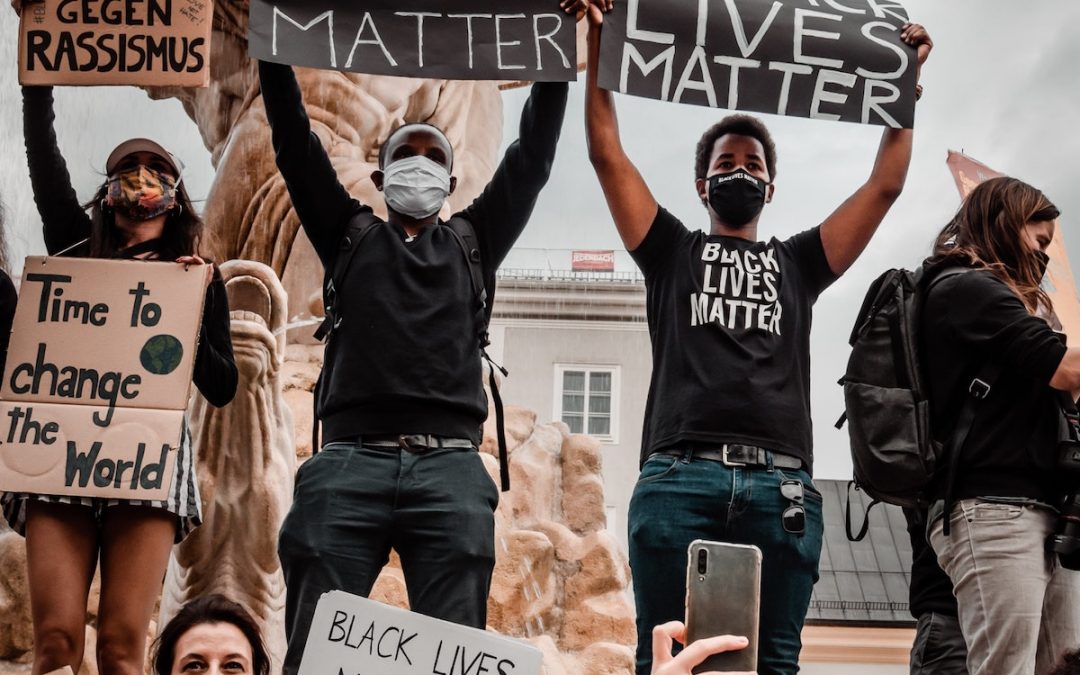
left=106, top=165, right=179, bottom=221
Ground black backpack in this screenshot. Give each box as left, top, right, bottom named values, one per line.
left=837, top=265, right=997, bottom=539
left=311, top=213, right=512, bottom=491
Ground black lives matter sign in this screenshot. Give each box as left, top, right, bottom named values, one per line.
left=248, top=0, right=577, bottom=81
left=18, top=0, right=212, bottom=87
left=599, top=0, right=918, bottom=127
left=0, top=257, right=207, bottom=500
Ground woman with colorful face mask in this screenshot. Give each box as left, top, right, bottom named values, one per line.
left=3, top=85, right=238, bottom=675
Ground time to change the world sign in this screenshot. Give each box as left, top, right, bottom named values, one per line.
left=0, top=257, right=209, bottom=501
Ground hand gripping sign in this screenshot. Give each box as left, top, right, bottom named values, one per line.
left=298, top=591, right=542, bottom=675
left=0, top=257, right=208, bottom=501
left=248, top=0, right=578, bottom=82
left=18, top=0, right=213, bottom=87
left=598, top=0, right=918, bottom=127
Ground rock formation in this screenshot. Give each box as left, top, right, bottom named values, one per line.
left=159, top=260, right=296, bottom=672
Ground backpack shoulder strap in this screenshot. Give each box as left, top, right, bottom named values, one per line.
left=443, top=218, right=489, bottom=336
left=313, top=213, right=382, bottom=342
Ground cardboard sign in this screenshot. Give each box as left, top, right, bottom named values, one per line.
left=248, top=0, right=578, bottom=82
left=598, top=0, right=918, bottom=127
left=946, top=151, right=1080, bottom=341
left=18, top=0, right=213, bottom=87
left=297, top=591, right=543, bottom=675
left=571, top=250, right=615, bottom=272
left=0, top=257, right=208, bottom=500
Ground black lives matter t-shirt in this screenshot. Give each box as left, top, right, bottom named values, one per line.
left=631, top=207, right=837, bottom=472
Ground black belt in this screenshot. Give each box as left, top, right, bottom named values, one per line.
left=656, top=444, right=802, bottom=470
left=352, top=434, right=475, bottom=452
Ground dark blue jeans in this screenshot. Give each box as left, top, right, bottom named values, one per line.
left=277, top=443, right=499, bottom=675
left=628, top=453, right=824, bottom=675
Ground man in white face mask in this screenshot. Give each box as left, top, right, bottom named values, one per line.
left=257, top=2, right=583, bottom=672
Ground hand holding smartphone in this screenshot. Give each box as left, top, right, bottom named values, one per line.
left=684, top=540, right=762, bottom=674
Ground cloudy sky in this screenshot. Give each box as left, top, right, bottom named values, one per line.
left=1, top=1, right=1077, bottom=479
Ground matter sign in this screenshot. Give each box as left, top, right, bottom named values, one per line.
left=18, top=0, right=215, bottom=87
left=248, top=0, right=578, bottom=82
left=0, top=257, right=207, bottom=500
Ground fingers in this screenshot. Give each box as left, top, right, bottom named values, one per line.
left=586, top=1, right=605, bottom=27
left=651, top=621, right=684, bottom=668
left=670, top=635, right=750, bottom=669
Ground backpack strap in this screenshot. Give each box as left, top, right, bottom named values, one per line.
left=443, top=219, right=511, bottom=491
left=940, top=362, right=1000, bottom=535
left=845, top=482, right=881, bottom=542
left=313, top=214, right=382, bottom=343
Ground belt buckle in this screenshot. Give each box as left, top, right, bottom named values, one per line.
left=722, top=445, right=746, bottom=467
left=398, top=434, right=415, bottom=451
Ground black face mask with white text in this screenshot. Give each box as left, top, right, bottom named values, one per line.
left=707, top=170, right=767, bottom=228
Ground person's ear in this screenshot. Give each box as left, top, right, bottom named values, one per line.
left=695, top=178, right=707, bottom=207
left=371, top=170, right=385, bottom=191
left=765, top=183, right=775, bottom=204
left=448, top=176, right=457, bottom=196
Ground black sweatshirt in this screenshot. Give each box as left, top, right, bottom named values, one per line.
left=921, top=262, right=1069, bottom=502
left=21, top=86, right=238, bottom=408
left=0, top=271, right=16, bottom=377
left=258, top=61, right=566, bottom=444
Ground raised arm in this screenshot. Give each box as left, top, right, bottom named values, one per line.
left=459, top=80, right=568, bottom=270
left=22, top=86, right=93, bottom=255
left=818, top=23, right=933, bottom=276
left=257, top=60, right=361, bottom=265
left=584, top=3, right=658, bottom=252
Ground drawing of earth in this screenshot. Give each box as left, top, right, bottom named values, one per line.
left=140, top=335, right=185, bottom=375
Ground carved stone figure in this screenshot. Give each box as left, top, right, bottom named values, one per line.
left=159, top=260, right=296, bottom=671
left=146, top=1, right=504, bottom=335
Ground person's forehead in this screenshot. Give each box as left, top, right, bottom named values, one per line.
left=117, top=151, right=174, bottom=171
left=710, top=133, right=766, bottom=159
left=174, top=622, right=253, bottom=658
left=386, top=128, right=452, bottom=155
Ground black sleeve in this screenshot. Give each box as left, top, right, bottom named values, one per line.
left=780, top=227, right=838, bottom=300
left=0, top=271, right=17, bottom=378
left=192, top=270, right=238, bottom=407
left=927, top=271, right=1067, bottom=383
left=459, top=82, right=568, bottom=273
left=258, top=60, right=365, bottom=267
left=22, top=86, right=93, bottom=255
left=628, top=206, right=690, bottom=279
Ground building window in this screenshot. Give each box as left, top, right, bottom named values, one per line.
left=555, top=365, right=619, bottom=443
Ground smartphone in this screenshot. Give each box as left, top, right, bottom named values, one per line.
left=684, top=540, right=761, bottom=673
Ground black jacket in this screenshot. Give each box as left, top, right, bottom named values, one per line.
left=258, top=61, right=566, bottom=443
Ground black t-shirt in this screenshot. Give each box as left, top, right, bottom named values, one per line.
left=630, top=207, right=837, bottom=471
left=0, top=270, right=16, bottom=378
left=921, top=264, right=1068, bottom=501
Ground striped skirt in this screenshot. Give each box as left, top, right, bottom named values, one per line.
left=1, top=422, right=202, bottom=543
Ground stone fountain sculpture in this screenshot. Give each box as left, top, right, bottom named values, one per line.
left=158, top=260, right=296, bottom=672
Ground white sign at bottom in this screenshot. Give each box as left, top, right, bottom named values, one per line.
left=298, top=591, right=543, bottom=675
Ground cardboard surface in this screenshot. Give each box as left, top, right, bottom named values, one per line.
left=18, top=0, right=213, bottom=87
left=0, top=257, right=207, bottom=500
left=249, top=0, right=577, bottom=82
left=598, top=0, right=918, bottom=127
left=298, top=591, right=543, bottom=675
left=0, top=402, right=181, bottom=500
left=945, top=151, right=1080, bottom=341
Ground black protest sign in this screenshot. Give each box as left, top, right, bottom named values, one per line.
left=248, top=0, right=578, bottom=81
left=18, top=0, right=213, bottom=87
left=598, top=0, right=918, bottom=127
left=0, top=257, right=208, bottom=500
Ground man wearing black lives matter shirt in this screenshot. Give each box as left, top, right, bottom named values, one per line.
left=583, top=3, right=932, bottom=673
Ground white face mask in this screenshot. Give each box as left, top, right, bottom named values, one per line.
left=381, top=155, right=451, bottom=219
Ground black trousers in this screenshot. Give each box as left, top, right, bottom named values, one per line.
left=911, top=612, right=969, bottom=675
left=277, top=442, right=499, bottom=675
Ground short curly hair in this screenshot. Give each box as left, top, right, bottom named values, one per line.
left=1049, top=649, right=1080, bottom=675
left=694, top=114, right=777, bottom=181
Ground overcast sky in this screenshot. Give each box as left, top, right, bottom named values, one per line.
left=1, top=1, right=1078, bottom=479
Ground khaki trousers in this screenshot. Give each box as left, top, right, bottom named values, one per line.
left=930, top=499, right=1080, bottom=675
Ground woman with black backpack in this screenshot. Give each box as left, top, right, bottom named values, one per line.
left=921, top=176, right=1080, bottom=675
